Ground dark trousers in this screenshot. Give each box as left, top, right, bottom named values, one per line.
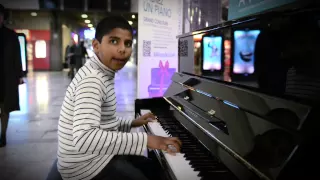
left=69, top=64, right=76, bottom=80
left=92, top=155, right=164, bottom=180
left=75, top=57, right=83, bottom=72
left=0, top=103, right=9, bottom=147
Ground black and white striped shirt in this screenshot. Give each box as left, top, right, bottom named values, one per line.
left=57, top=54, right=147, bottom=180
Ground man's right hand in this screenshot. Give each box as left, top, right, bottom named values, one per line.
left=147, top=135, right=182, bottom=155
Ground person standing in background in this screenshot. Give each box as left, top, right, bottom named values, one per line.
left=80, top=41, right=88, bottom=66
left=64, top=40, right=72, bottom=70
left=67, top=40, right=77, bottom=79
left=74, top=40, right=87, bottom=72
left=0, top=4, right=24, bottom=147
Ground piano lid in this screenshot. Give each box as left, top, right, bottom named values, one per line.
left=164, top=72, right=311, bottom=179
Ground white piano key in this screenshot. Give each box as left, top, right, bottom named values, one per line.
left=147, top=121, right=200, bottom=180
left=141, top=109, right=152, bottom=116
left=141, top=109, right=200, bottom=180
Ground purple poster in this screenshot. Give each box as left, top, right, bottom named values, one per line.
left=148, top=60, right=176, bottom=98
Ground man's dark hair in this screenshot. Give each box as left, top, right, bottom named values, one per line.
left=0, top=4, right=5, bottom=16
left=0, top=4, right=8, bottom=20
left=95, top=16, right=133, bottom=43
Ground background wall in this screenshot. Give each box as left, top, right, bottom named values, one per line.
left=50, top=12, right=63, bottom=71
left=183, top=0, right=222, bottom=33
left=130, top=0, right=138, bottom=12
left=7, top=11, right=51, bottom=30
left=0, top=0, right=39, bottom=10
left=61, top=24, right=72, bottom=64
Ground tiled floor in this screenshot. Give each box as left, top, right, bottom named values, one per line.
left=0, top=62, right=138, bottom=180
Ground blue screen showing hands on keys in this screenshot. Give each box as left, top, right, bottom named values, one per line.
left=202, top=36, right=223, bottom=71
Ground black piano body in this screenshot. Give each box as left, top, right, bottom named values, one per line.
left=135, top=2, right=320, bottom=180
left=136, top=71, right=317, bottom=180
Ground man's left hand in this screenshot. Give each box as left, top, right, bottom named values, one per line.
left=131, top=112, right=157, bottom=127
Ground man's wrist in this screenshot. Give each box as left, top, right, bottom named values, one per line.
left=131, top=119, right=138, bottom=127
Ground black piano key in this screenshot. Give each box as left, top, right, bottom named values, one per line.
left=180, top=141, right=194, bottom=144
left=189, top=159, right=217, bottom=164
left=153, top=111, right=236, bottom=180
left=185, top=155, right=210, bottom=160
left=192, top=164, right=225, bottom=169
left=182, top=148, right=205, bottom=152
left=198, top=170, right=228, bottom=177
left=181, top=145, right=199, bottom=149
left=194, top=166, right=226, bottom=172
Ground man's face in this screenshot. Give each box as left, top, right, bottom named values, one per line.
left=93, top=28, right=133, bottom=71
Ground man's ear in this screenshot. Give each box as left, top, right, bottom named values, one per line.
left=92, top=39, right=100, bottom=53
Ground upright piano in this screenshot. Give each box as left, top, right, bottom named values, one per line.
left=135, top=2, right=320, bottom=180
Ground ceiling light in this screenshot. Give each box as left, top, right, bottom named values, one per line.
left=128, top=21, right=133, bottom=25
left=90, top=27, right=95, bottom=30
left=31, top=12, right=37, bottom=16
left=85, top=19, right=91, bottom=24
left=132, top=15, right=135, bottom=19
left=88, top=24, right=93, bottom=28
left=81, top=14, right=88, bottom=18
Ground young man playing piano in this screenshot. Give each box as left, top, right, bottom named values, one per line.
left=57, top=16, right=181, bottom=180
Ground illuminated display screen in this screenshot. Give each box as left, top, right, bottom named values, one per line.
left=35, top=40, right=47, bottom=58
left=18, top=35, right=27, bottom=71
left=202, top=36, right=223, bottom=71
left=233, top=30, right=260, bottom=74
left=72, top=33, right=79, bottom=44
left=84, top=29, right=96, bottom=39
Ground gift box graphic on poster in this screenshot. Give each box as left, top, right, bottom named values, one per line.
left=148, top=60, right=176, bottom=98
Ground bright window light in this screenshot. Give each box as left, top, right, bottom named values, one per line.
left=35, top=40, right=46, bottom=58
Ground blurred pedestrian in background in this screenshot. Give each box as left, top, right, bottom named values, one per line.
left=0, top=4, right=24, bottom=147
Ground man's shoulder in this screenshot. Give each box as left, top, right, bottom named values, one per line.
left=83, top=63, right=113, bottom=80
left=78, top=67, right=109, bottom=83
left=3, top=27, right=18, bottom=37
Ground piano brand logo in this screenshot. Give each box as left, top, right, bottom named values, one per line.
left=184, top=108, right=199, bottom=119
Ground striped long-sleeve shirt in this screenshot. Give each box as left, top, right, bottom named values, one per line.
left=57, top=54, right=147, bottom=180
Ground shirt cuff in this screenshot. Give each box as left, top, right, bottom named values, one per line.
left=137, top=132, right=148, bottom=156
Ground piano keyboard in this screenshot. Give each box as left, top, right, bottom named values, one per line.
left=141, top=110, right=236, bottom=180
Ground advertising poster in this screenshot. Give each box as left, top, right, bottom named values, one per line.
left=137, top=0, right=183, bottom=99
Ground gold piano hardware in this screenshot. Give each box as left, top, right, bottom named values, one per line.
left=177, top=106, right=182, bottom=111
left=180, top=83, right=196, bottom=91
left=208, top=109, right=216, bottom=116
